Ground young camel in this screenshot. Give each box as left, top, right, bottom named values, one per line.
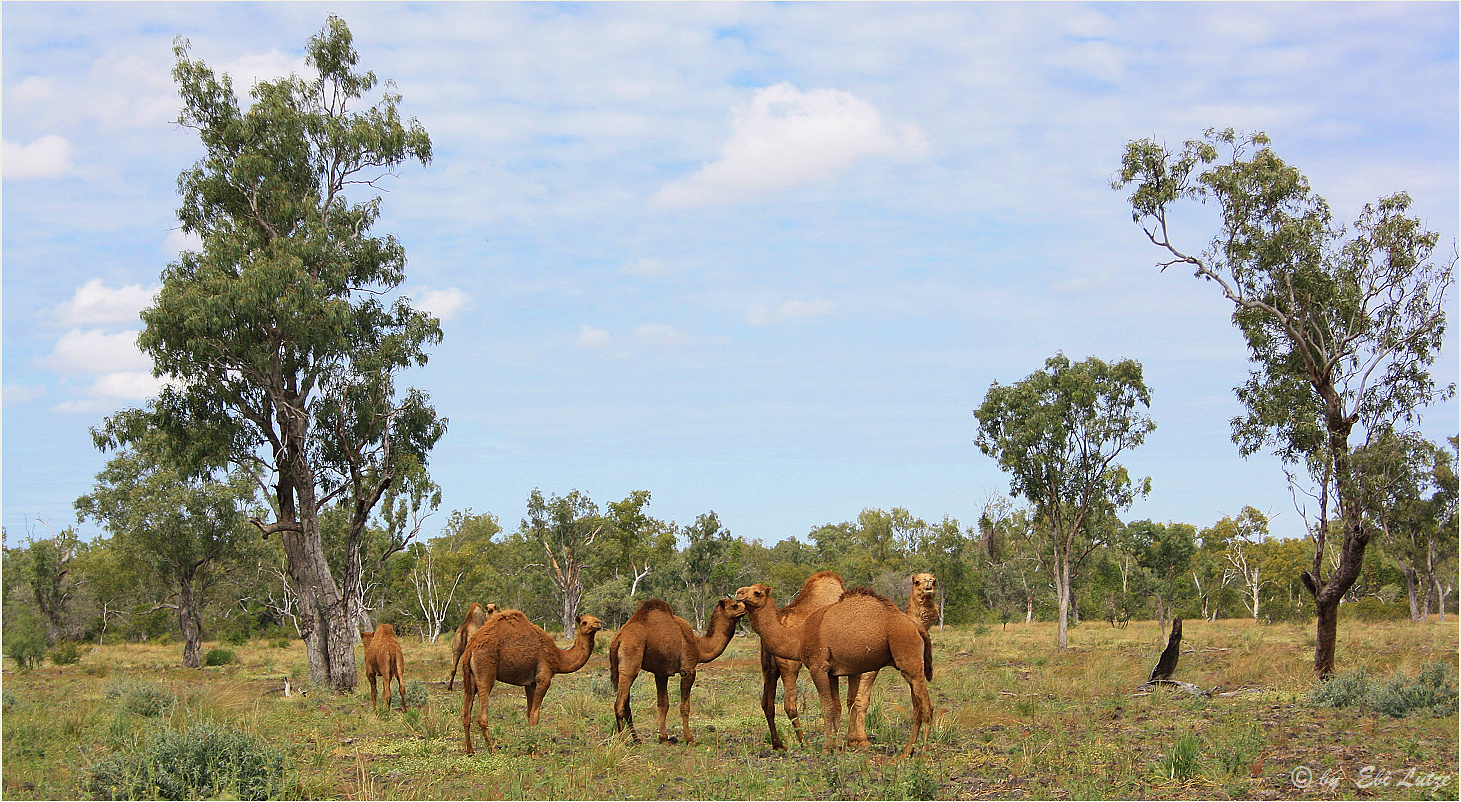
left=361, top=623, right=407, bottom=712
left=737, top=583, right=933, bottom=756
left=460, top=609, right=603, bottom=755
left=609, top=598, right=747, bottom=745
left=447, top=602, right=499, bottom=690
left=753, top=570, right=859, bottom=750
left=907, top=572, right=940, bottom=631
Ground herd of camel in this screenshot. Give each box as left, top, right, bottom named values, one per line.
left=359, top=571, right=942, bottom=756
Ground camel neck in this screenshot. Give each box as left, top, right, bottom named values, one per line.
left=555, top=630, right=597, bottom=673
left=746, top=599, right=801, bottom=660
left=695, top=609, right=739, bottom=663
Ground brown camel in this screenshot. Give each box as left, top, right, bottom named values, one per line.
left=608, top=598, right=747, bottom=744
left=737, top=583, right=933, bottom=755
left=447, top=602, right=499, bottom=690
left=751, top=570, right=857, bottom=750
left=361, top=623, right=406, bottom=712
left=907, top=572, right=940, bottom=631
left=460, top=609, right=603, bottom=754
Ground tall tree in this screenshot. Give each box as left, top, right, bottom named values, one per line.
left=76, top=438, right=255, bottom=667
left=1124, top=519, right=1197, bottom=635
left=524, top=489, right=604, bottom=635
left=1116, top=128, right=1453, bottom=675
left=975, top=353, right=1156, bottom=648
left=97, top=17, right=442, bottom=692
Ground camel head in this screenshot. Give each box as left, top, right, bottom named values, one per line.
left=911, top=572, right=938, bottom=600
left=717, top=598, right=748, bottom=619
left=485, top=603, right=500, bottom=616
left=575, top=614, right=604, bottom=635
left=734, top=583, right=775, bottom=611
left=360, top=631, right=374, bottom=648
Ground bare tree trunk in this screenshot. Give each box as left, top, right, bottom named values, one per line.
left=178, top=569, right=203, bottom=669
left=1401, top=565, right=1422, bottom=622
left=1055, top=557, right=1071, bottom=649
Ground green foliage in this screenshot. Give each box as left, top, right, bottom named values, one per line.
left=203, top=648, right=236, bottom=666
left=1311, top=662, right=1458, bottom=718
left=1158, top=733, right=1203, bottom=781
left=109, top=680, right=176, bottom=718
left=49, top=640, right=83, bottom=665
left=4, top=608, right=49, bottom=669
left=402, top=678, right=430, bottom=708
left=87, top=718, right=292, bottom=800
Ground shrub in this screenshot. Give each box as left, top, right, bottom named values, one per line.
left=87, top=718, right=291, bottom=800
left=50, top=641, right=83, bottom=666
left=1159, top=733, right=1203, bottom=781
left=3, top=611, right=49, bottom=670
left=223, top=628, right=249, bottom=646
left=271, top=638, right=290, bottom=649
left=110, top=680, right=174, bottom=718
left=1311, top=662, right=1458, bottom=718
left=402, top=679, right=430, bottom=708
left=84, top=661, right=113, bottom=678
left=203, top=648, right=236, bottom=667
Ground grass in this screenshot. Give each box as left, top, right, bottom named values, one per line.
left=1, top=620, right=1455, bottom=800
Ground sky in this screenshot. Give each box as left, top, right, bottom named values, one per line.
left=4, top=1, right=1458, bottom=549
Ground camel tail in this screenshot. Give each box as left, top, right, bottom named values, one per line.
left=608, top=642, right=620, bottom=690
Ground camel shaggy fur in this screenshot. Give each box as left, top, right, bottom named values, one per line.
left=460, top=609, right=602, bottom=754
left=737, top=583, right=933, bottom=755
left=907, top=572, right=940, bottom=631
left=361, top=623, right=406, bottom=712
left=447, top=602, right=499, bottom=690
left=608, top=598, right=746, bottom=744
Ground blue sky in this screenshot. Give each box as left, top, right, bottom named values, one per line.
left=4, top=1, right=1457, bottom=547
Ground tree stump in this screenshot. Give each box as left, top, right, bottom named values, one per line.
left=1148, top=617, right=1182, bottom=682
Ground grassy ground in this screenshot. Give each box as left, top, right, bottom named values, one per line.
left=2, top=617, right=1456, bottom=800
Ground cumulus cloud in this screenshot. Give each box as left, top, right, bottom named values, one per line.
left=632, top=324, right=693, bottom=348
left=220, top=49, right=309, bottom=98
left=13, top=76, right=53, bottom=102
left=746, top=299, right=835, bottom=326
left=90, top=371, right=171, bottom=400
left=3, top=384, right=47, bottom=407
left=409, top=286, right=472, bottom=321
left=3, top=135, right=73, bottom=179
left=44, top=329, right=151, bottom=374
left=163, top=228, right=204, bottom=256
left=53, top=279, right=157, bottom=326
left=653, top=82, right=929, bottom=208
left=578, top=325, right=611, bottom=348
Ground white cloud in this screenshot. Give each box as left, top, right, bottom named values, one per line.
left=3, top=384, right=47, bottom=406
left=653, top=82, right=929, bottom=208
left=13, top=76, right=53, bottom=102
left=3, top=135, right=73, bottom=179
left=50, top=398, right=119, bottom=415
left=410, top=286, right=472, bottom=321
left=578, top=325, right=611, bottom=348
left=90, top=371, right=169, bottom=400
left=621, top=257, right=672, bottom=277
left=53, top=279, right=157, bottom=326
left=163, top=228, right=203, bottom=256
left=43, top=329, right=151, bottom=374
left=632, top=324, right=693, bottom=348
left=220, top=49, right=309, bottom=98
left=746, top=299, right=836, bottom=327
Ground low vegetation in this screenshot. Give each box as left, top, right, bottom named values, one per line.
left=2, top=618, right=1455, bottom=800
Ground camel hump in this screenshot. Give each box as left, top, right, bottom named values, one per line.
left=786, top=571, right=846, bottom=611
left=842, top=587, right=899, bottom=609
left=491, top=609, right=531, bottom=626
left=627, top=598, right=675, bottom=624
left=373, top=623, right=398, bottom=639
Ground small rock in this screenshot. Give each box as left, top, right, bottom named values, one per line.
left=705, top=724, right=717, bottom=732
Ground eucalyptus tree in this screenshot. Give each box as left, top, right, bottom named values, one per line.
left=975, top=353, right=1156, bottom=648
left=1116, top=128, right=1453, bottom=675
left=524, top=489, right=606, bottom=635
left=75, top=437, right=255, bottom=667
left=96, top=17, right=443, bottom=691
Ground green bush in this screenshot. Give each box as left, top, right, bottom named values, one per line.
left=108, top=680, right=174, bottom=718
left=1311, top=662, right=1458, bottom=718
left=1340, top=597, right=1410, bottom=622
left=3, top=610, right=49, bottom=670
left=203, top=648, right=236, bottom=667
left=402, top=679, right=430, bottom=708
left=271, top=638, right=290, bottom=649
left=223, top=628, right=249, bottom=646
left=50, top=641, right=83, bottom=666
left=87, top=718, right=292, bottom=800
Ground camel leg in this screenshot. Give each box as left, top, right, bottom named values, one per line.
left=368, top=671, right=379, bottom=712
left=527, top=674, right=552, bottom=726
left=446, top=649, right=460, bottom=691
left=846, top=670, right=879, bottom=747
left=759, top=648, right=786, bottom=750
left=898, top=667, right=932, bottom=756
left=461, top=674, right=477, bottom=755
left=653, top=673, right=672, bottom=743
left=614, top=649, right=644, bottom=743
left=807, top=667, right=842, bottom=754
left=781, top=659, right=809, bottom=746
left=679, top=671, right=696, bottom=745
left=395, top=663, right=407, bottom=711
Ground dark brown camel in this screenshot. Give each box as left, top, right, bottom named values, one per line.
left=447, top=602, right=499, bottom=690
left=460, top=609, right=602, bottom=754
left=608, top=598, right=746, bottom=744
left=361, top=623, right=406, bottom=712
left=737, top=583, right=933, bottom=755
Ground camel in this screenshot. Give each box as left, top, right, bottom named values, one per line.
left=907, top=572, right=940, bottom=631
left=750, top=570, right=856, bottom=750
left=737, top=583, right=933, bottom=755
left=361, top=623, right=406, bottom=712
left=447, top=602, right=499, bottom=690
left=460, top=609, right=603, bottom=754
left=608, top=598, right=747, bottom=744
